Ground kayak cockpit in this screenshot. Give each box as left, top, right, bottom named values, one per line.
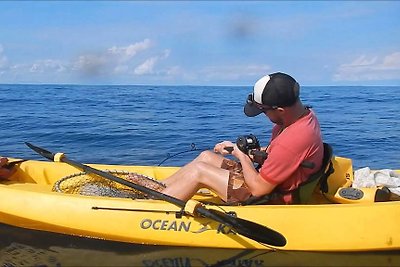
left=2, top=155, right=398, bottom=206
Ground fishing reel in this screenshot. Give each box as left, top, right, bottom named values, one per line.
left=236, top=134, right=260, bottom=155
left=236, top=134, right=268, bottom=165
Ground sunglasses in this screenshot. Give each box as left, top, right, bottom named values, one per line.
left=247, top=94, right=278, bottom=111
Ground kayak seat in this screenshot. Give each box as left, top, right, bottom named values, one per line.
left=243, top=143, right=334, bottom=205
left=292, top=143, right=334, bottom=204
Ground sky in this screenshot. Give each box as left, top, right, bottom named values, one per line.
left=0, top=1, right=399, bottom=86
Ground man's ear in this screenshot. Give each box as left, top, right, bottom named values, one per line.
left=276, top=107, right=286, bottom=113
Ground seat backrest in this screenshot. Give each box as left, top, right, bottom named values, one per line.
left=293, top=143, right=334, bottom=204
left=242, top=143, right=334, bottom=205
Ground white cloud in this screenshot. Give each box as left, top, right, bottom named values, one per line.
left=30, top=59, right=67, bottom=73
left=133, top=49, right=171, bottom=76
left=69, top=39, right=171, bottom=78
left=346, top=55, right=378, bottom=67
left=381, top=52, right=400, bottom=69
left=54, top=39, right=168, bottom=79
left=200, top=64, right=271, bottom=82
left=134, top=57, right=158, bottom=75
left=161, top=49, right=170, bottom=59
left=0, top=44, right=9, bottom=69
left=72, top=39, right=153, bottom=77
left=334, top=52, right=400, bottom=81
left=0, top=39, right=175, bottom=83
left=108, top=39, right=152, bottom=62
left=165, top=66, right=181, bottom=76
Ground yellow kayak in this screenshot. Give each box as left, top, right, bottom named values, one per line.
left=0, top=145, right=399, bottom=251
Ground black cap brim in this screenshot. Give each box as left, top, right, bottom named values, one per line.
left=244, top=102, right=263, bottom=117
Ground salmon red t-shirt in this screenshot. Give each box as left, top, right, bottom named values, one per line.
left=259, top=109, right=323, bottom=204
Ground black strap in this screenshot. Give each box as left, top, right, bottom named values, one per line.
left=319, top=159, right=334, bottom=193
left=241, top=192, right=279, bottom=205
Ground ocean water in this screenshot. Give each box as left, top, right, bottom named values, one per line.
left=0, top=84, right=399, bottom=266
left=0, top=84, right=399, bottom=169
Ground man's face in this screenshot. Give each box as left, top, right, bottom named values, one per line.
left=263, top=109, right=283, bottom=125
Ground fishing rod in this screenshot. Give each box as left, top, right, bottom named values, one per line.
left=157, top=135, right=269, bottom=167
left=157, top=135, right=315, bottom=170
left=157, top=143, right=210, bottom=166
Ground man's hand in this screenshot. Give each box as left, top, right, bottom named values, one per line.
left=0, top=157, right=13, bottom=180
left=0, top=157, right=8, bottom=167
left=213, top=141, right=236, bottom=155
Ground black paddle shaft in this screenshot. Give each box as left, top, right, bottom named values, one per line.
left=25, top=142, right=286, bottom=247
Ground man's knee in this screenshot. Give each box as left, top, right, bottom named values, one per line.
left=198, top=150, right=225, bottom=164
left=197, top=150, right=215, bottom=162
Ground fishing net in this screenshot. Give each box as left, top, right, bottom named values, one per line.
left=53, top=170, right=166, bottom=199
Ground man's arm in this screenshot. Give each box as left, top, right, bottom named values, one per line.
left=233, top=148, right=277, bottom=196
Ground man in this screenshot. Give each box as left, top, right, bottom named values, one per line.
left=161, top=72, right=323, bottom=204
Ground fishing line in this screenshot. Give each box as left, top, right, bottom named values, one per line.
left=157, top=143, right=210, bottom=166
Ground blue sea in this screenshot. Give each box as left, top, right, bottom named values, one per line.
left=0, top=84, right=399, bottom=266
left=1, top=84, right=399, bottom=169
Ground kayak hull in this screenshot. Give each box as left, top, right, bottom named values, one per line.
left=0, top=157, right=399, bottom=251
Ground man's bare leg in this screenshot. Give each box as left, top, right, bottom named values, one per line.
left=162, top=150, right=225, bottom=186
left=161, top=160, right=230, bottom=201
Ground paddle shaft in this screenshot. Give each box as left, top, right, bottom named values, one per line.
left=64, top=157, right=286, bottom=246
left=4, top=159, right=27, bottom=169
left=61, top=158, right=253, bottom=226
left=62, top=157, right=187, bottom=207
